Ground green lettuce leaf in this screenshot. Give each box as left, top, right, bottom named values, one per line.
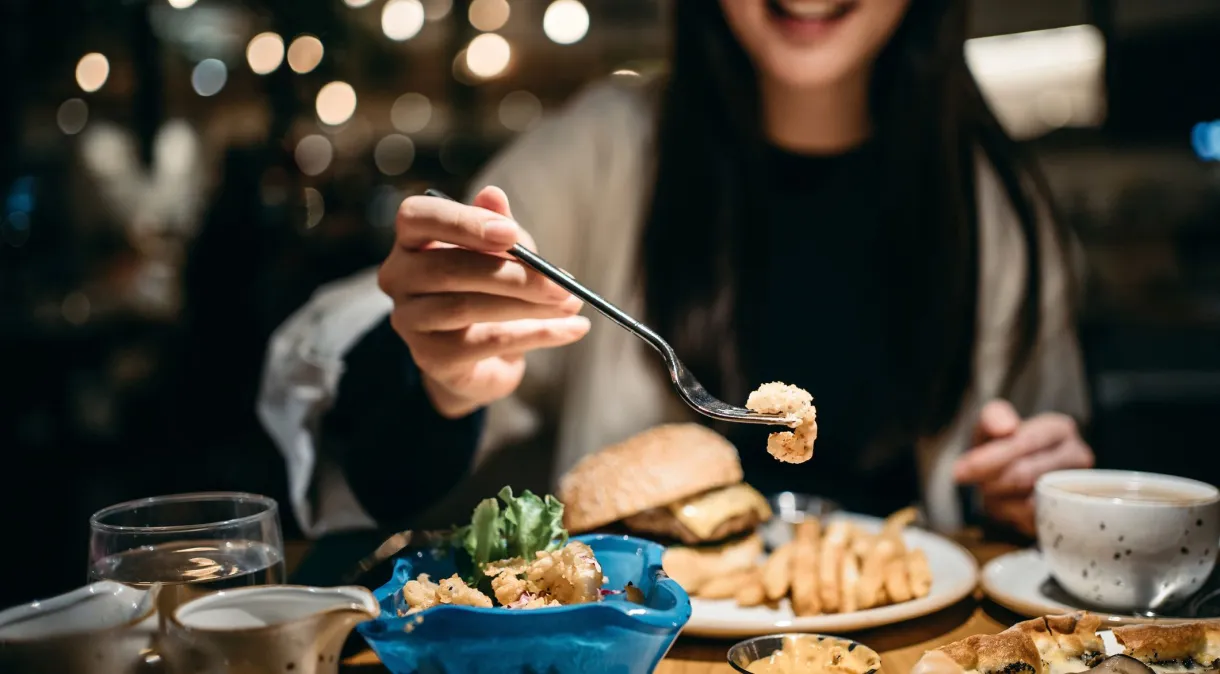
left=461, top=496, right=507, bottom=573
left=499, top=486, right=567, bottom=560
left=452, top=486, right=569, bottom=587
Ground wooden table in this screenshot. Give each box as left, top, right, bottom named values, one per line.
left=319, top=531, right=1024, bottom=673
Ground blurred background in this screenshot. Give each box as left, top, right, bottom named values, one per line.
left=1, top=0, right=1219, bottom=605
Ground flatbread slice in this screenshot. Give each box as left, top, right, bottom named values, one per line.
left=937, top=626, right=1046, bottom=674
left=1112, top=623, right=1220, bottom=672
left=914, top=614, right=1220, bottom=674
left=1044, top=614, right=1108, bottom=672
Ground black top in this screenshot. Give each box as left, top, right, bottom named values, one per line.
left=728, top=141, right=917, bottom=517
left=325, top=141, right=922, bottom=526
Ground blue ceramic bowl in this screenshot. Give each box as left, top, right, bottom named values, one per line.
left=356, top=534, right=691, bottom=674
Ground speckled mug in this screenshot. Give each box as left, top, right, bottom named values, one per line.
left=1035, top=469, right=1220, bottom=613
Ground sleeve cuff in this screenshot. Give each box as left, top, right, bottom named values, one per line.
left=324, top=316, right=486, bottom=528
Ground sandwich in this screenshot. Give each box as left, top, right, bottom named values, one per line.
left=557, top=423, right=771, bottom=589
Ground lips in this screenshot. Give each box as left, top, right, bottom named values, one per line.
left=768, top=0, right=856, bottom=22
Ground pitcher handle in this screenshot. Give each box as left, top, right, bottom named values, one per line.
left=140, top=651, right=166, bottom=673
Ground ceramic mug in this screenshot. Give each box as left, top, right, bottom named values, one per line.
left=0, top=581, right=160, bottom=673
left=1035, top=469, right=1220, bottom=612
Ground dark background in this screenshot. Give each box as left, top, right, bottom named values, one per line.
left=1, top=0, right=1218, bottom=608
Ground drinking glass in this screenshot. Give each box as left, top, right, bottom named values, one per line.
left=88, top=492, right=285, bottom=613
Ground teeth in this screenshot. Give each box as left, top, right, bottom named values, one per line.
left=775, top=0, right=846, bottom=20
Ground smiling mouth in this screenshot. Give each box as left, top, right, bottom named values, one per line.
left=767, top=0, right=857, bottom=22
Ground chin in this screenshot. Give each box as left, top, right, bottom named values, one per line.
left=720, top=0, right=910, bottom=90
left=756, top=51, right=865, bottom=90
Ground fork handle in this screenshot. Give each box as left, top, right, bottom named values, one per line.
left=423, top=189, right=672, bottom=356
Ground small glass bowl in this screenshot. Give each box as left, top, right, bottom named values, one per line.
left=727, top=633, right=881, bottom=674
left=760, top=493, right=841, bottom=549
left=768, top=492, right=841, bottom=522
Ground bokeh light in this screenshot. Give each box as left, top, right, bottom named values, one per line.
left=75, top=53, right=110, bottom=93
left=191, top=59, right=228, bottom=97
left=498, top=91, right=542, bottom=132
left=57, top=99, right=89, bottom=135
left=452, top=49, right=475, bottom=85
left=374, top=135, right=416, bottom=176
left=391, top=93, right=432, bottom=133
left=246, top=32, right=285, bottom=75
left=153, top=120, right=199, bottom=176
left=304, top=188, right=325, bottom=228
left=543, top=0, right=589, bottom=45
left=468, top=0, right=510, bottom=32
left=465, top=33, right=511, bottom=79
left=80, top=123, right=129, bottom=176
left=612, top=69, right=640, bottom=77
left=294, top=135, right=333, bottom=176
left=424, top=0, right=453, bottom=21
left=168, top=0, right=197, bottom=8
left=382, top=0, right=426, bottom=41
left=343, top=0, right=375, bottom=6
left=315, top=81, right=357, bottom=126
left=1193, top=120, right=1220, bottom=162
left=287, top=35, right=324, bottom=74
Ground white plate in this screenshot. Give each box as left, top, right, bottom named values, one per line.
left=981, top=549, right=1202, bottom=625
left=682, top=513, right=979, bottom=638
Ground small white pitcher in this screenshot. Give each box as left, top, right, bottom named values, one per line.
left=161, top=585, right=379, bottom=674
left=0, top=581, right=160, bottom=673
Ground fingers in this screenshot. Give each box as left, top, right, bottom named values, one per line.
left=401, top=316, right=591, bottom=382
left=972, top=399, right=1020, bottom=445
left=470, top=186, right=541, bottom=253
left=471, top=185, right=513, bottom=220
left=954, top=413, right=1078, bottom=484
left=380, top=247, right=571, bottom=304
left=396, top=293, right=583, bottom=332
left=396, top=192, right=521, bottom=252
left=980, top=439, right=1095, bottom=498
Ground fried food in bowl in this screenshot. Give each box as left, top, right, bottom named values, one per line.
left=728, top=633, right=882, bottom=674
left=354, top=487, right=691, bottom=674
left=357, top=535, right=690, bottom=674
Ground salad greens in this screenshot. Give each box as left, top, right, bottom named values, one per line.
left=453, top=487, right=568, bottom=583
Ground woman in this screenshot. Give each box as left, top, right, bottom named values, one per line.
left=259, top=0, right=1093, bottom=540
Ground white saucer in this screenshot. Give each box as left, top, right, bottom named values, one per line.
left=982, top=549, right=1203, bottom=625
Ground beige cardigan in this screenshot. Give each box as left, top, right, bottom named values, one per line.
left=257, top=77, right=1089, bottom=538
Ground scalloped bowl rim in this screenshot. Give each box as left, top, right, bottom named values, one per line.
left=357, top=533, right=692, bottom=634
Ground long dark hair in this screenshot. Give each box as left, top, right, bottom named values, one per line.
left=640, top=1, right=1070, bottom=443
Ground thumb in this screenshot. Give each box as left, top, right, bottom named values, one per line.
left=472, top=185, right=539, bottom=253
left=973, top=399, right=1020, bottom=444
left=472, top=185, right=513, bottom=219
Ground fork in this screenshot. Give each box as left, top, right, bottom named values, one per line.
left=340, top=528, right=449, bottom=585
left=423, top=189, right=798, bottom=427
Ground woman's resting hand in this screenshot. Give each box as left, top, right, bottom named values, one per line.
left=378, top=186, right=590, bottom=419
left=952, top=399, right=1095, bottom=536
